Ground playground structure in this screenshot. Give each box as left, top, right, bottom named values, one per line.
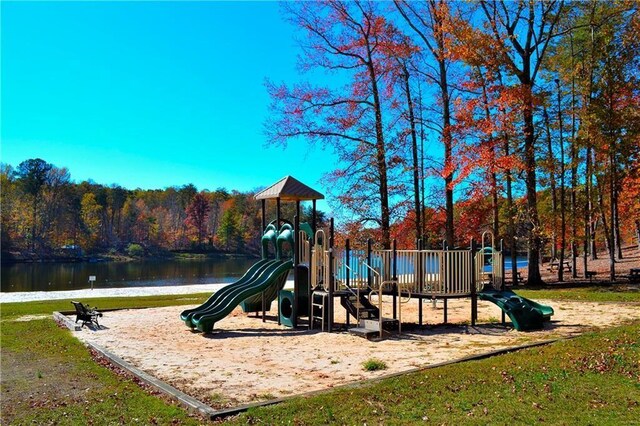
left=181, top=176, right=553, bottom=336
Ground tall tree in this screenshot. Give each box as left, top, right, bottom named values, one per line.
left=394, top=0, right=457, bottom=247
left=477, top=0, right=564, bottom=285
left=267, top=1, right=411, bottom=248
left=14, top=158, right=53, bottom=251
left=185, top=192, right=211, bottom=247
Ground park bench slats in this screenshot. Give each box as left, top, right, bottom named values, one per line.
left=71, top=301, right=102, bottom=328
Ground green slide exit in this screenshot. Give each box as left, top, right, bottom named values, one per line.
left=478, top=288, right=554, bottom=331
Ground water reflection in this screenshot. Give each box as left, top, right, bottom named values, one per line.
left=1, top=257, right=257, bottom=292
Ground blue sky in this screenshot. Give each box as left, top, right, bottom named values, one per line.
left=2, top=1, right=336, bottom=209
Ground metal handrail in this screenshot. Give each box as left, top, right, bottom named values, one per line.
left=341, top=263, right=361, bottom=321
left=363, top=261, right=384, bottom=338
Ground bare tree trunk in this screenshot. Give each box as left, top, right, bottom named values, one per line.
left=440, top=63, right=454, bottom=248
left=635, top=220, right=640, bottom=252
left=524, top=84, right=543, bottom=285
left=492, top=171, right=499, bottom=239
left=588, top=148, right=598, bottom=260
left=608, top=151, right=616, bottom=280
left=368, top=56, right=391, bottom=249
left=613, top=176, right=623, bottom=260
left=570, top=35, right=578, bottom=278
left=543, top=105, right=558, bottom=261
left=401, top=63, right=422, bottom=242
left=393, top=0, right=455, bottom=247
left=478, top=67, right=500, bottom=241
left=595, top=171, right=615, bottom=281
left=556, top=79, right=566, bottom=283
left=504, top=133, right=517, bottom=286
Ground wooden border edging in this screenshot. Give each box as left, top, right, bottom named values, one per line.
left=56, top=308, right=570, bottom=422
left=53, top=310, right=217, bottom=418
left=87, top=342, right=218, bottom=418
left=53, top=311, right=82, bottom=331
left=207, top=335, right=568, bottom=420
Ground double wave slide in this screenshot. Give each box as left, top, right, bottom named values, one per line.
left=180, top=258, right=271, bottom=328
left=183, top=259, right=293, bottom=333
left=478, top=288, right=554, bottom=331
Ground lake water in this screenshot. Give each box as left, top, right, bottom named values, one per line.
left=1, top=257, right=257, bottom=293
left=337, top=253, right=528, bottom=278
left=1, top=254, right=529, bottom=293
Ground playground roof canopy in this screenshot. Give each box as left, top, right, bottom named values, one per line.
left=255, top=175, right=324, bottom=201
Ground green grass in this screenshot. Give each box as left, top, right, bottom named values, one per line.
left=362, top=358, right=388, bottom=372
left=1, top=287, right=639, bottom=424
left=518, top=287, right=640, bottom=303
left=0, top=293, right=211, bottom=320
left=231, top=322, right=640, bottom=425
left=1, top=294, right=212, bottom=425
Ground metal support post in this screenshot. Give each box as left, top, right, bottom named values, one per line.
left=328, top=218, right=335, bottom=332
left=470, top=238, right=477, bottom=326
left=392, top=239, right=397, bottom=320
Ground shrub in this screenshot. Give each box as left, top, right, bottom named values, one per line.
left=362, top=358, right=387, bottom=371
left=126, top=243, right=144, bottom=257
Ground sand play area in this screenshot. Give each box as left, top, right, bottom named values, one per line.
left=73, top=296, right=640, bottom=410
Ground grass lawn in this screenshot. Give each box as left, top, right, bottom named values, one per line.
left=1, top=289, right=639, bottom=424
left=230, top=321, right=640, bottom=425
left=518, top=286, right=640, bottom=303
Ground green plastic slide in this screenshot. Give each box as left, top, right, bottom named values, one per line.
left=478, top=288, right=554, bottom=331
left=180, top=258, right=272, bottom=328
left=191, top=259, right=293, bottom=333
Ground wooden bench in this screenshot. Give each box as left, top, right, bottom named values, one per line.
left=71, top=301, right=102, bottom=328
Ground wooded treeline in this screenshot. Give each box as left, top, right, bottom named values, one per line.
left=0, top=159, right=323, bottom=260
left=266, top=0, right=639, bottom=283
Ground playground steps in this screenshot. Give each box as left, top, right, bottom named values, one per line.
left=349, top=317, right=399, bottom=340
left=349, top=327, right=383, bottom=340
left=340, top=293, right=380, bottom=321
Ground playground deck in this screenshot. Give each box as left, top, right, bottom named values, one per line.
left=73, top=296, right=640, bottom=411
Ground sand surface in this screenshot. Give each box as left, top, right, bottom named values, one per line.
left=73, top=296, right=640, bottom=410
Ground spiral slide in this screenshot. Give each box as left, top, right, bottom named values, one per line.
left=190, top=259, right=293, bottom=333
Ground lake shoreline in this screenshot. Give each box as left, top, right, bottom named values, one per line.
left=0, top=278, right=296, bottom=304
left=1, top=251, right=259, bottom=265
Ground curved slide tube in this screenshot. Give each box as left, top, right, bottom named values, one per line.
left=184, top=259, right=280, bottom=328
left=180, top=258, right=272, bottom=328
left=478, top=288, right=554, bottom=331
left=192, top=259, right=293, bottom=333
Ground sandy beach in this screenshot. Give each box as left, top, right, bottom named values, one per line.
left=72, top=295, right=640, bottom=410
left=0, top=280, right=294, bottom=304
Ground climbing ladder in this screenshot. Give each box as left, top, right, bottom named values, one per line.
left=311, top=291, right=329, bottom=331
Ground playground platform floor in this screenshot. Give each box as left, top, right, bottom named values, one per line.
left=72, top=297, right=640, bottom=410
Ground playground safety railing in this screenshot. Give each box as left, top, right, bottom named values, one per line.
left=392, top=249, right=445, bottom=295
left=311, top=230, right=328, bottom=291
left=372, top=249, right=476, bottom=296
left=299, top=231, right=311, bottom=265
left=474, top=250, right=503, bottom=290
left=317, top=239, right=504, bottom=303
